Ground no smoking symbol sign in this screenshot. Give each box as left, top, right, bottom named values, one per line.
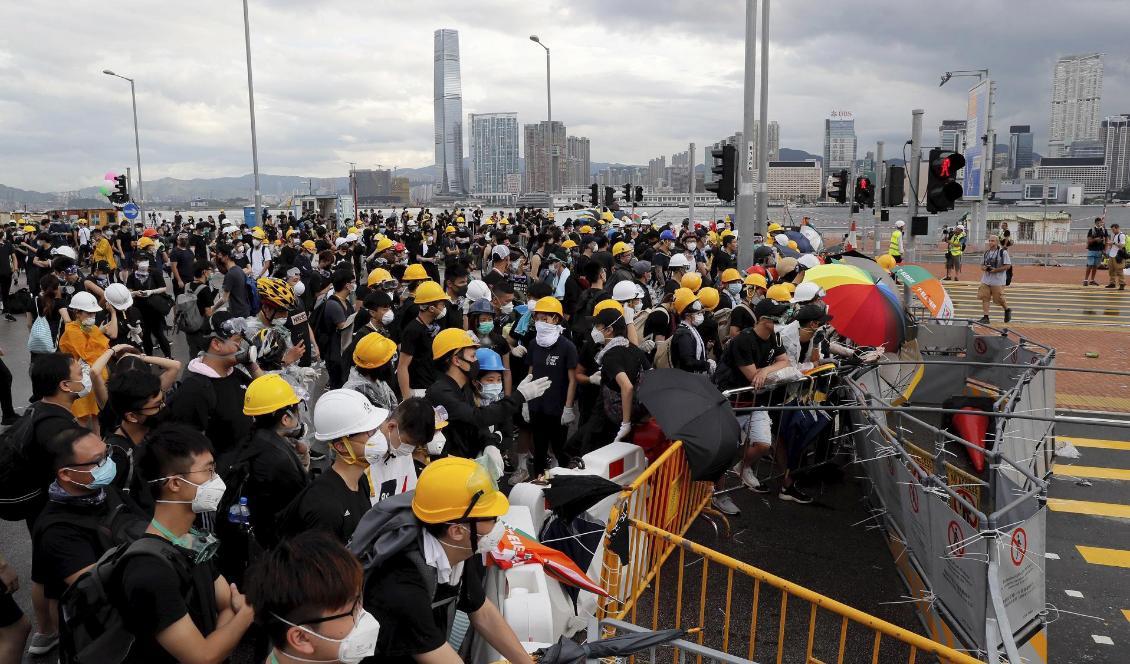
left=908, top=483, right=920, bottom=513
left=1011, top=528, right=1027, bottom=566
left=974, top=338, right=987, bottom=354
left=947, top=520, right=966, bottom=557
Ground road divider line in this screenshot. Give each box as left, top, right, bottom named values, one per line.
left=1059, top=437, right=1130, bottom=452
left=1076, top=545, right=1130, bottom=569
left=1052, top=464, right=1130, bottom=481
left=1047, top=498, right=1130, bottom=519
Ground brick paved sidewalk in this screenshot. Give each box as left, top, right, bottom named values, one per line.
left=917, top=262, right=1124, bottom=287
left=1009, top=324, right=1130, bottom=412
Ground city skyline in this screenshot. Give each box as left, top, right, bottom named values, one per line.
left=433, top=28, right=466, bottom=194
left=2, top=1, right=1130, bottom=191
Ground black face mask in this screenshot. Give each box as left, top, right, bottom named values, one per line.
left=461, top=357, right=480, bottom=380
left=455, top=284, right=469, bottom=297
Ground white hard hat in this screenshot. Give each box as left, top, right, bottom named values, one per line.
left=775, top=234, right=790, bottom=247
left=68, top=291, right=102, bottom=313
left=895, top=220, right=905, bottom=228
left=956, top=224, right=965, bottom=230
left=52, top=246, right=77, bottom=260
left=612, top=280, right=639, bottom=302
left=466, top=279, right=491, bottom=302
left=334, top=237, right=349, bottom=248
left=313, top=389, right=388, bottom=441
left=345, top=233, right=359, bottom=243
left=791, top=281, right=826, bottom=304
left=797, top=254, right=819, bottom=269
left=104, top=283, right=134, bottom=311
left=668, top=253, right=691, bottom=269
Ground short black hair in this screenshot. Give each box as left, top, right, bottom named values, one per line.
left=31, top=353, right=74, bottom=400
left=583, top=261, right=604, bottom=282
left=44, top=427, right=96, bottom=471
left=527, top=280, right=553, bottom=300
left=492, top=279, right=514, bottom=295
left=444, top=263, right=469, bottom=285
left=193, top=260, right=212, bottom=279
left=215, top=243, right=233, bottom=258
left=137, top=423, right=214, bottom=492
left=107, top=369, right=162, bottom=421
left=332, top=270, right=356, bottom=292
left=246, top=530, right=364, bottom=648
left=393, top=397, right=436, bottom=447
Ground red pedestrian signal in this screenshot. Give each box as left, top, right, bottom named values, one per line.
left=927, top=148, right=965, bottom=213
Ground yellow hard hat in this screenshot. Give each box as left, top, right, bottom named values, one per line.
left=243, top=374, right=300, bottom=416
left=445, top=225, right=455, bottom=233
left=580, top=225, right=593, bottom=234
left=431, top=327, right=477, bottom=360
left=673, top=287, right=699, bottom=315
left=720, top=268, right=742, bottom=284
left=499, top=219, right=509, bottom=225
left=413, top=280, right=451, bottom=306
left=532, top=297, right=563, bottom=317
left=720, top=229, right=736, bottom=241
left=612, top=241, right=631, bottom=257
left=374, top=237, right=395, bottom=253
left=593, top=299, right=625, bottom=317
left=138, top=237, right=155, bottom=249
left=561, top=239, right=577, bottom=249
left=411, top=456, right=509, bottom=524
left=766, top=284, right=792, bottom=303
left=78, top=218, right=88, bottom=225
left=353, top=333, right=397, bottom=369
left=601, top=211, right=614, bottom=221
left=680, top=272, right=702, bottom=293
left=23, top=225, right=36, bottom=232
left=483, top=218, right=495, bottom=225
left=302, top=240, right=316, bottom=251
left=787, top=240, right=798, bottom=250
left=347, top=226, right=359, bottom=235
left=286, top=228, right=298, bottom=237
left=697, top=286, right=720, bottom=311
left=744, top=273, right=768, bottom=289
left=256, top=277, right=296, bottom=309
left=783, top=282, right=796, bottom=294
left=403, top=264, right=428, bottom=282
left=366, top=267, right=394, bottom=287
left=767, top=223, right=783, bottom=233
left=876, top=254, right=897, bottom=271
left=251, top=227, right=267, bottom=240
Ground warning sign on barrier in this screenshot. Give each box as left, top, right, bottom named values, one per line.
left=895, top=461, right=934, bottom=583
left=930, top=501, right=987, bottom=642
left=999, top=510, right=1045, bottom=634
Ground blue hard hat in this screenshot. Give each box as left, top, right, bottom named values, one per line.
left=476, top=348, right=506, bottom=372
left=468, top=298, right=495, bottom=315
left=660, top=229, right=676, bottom=241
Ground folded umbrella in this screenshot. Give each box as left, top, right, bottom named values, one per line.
left=543, top=475, right=622, bottom=523
left=637, top=369, right=741, bottom=481
left=487, top=526, right=613, bottom=599
left=534, top=629, right=690, bottom=664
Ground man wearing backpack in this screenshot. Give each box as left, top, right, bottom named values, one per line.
left=216, top=244, right=251, bottom=317
left=32, top=427, right=146, bottom=618
left=180, top=261, right=216, bottom=358
left=1106, top=223, right=1126, bottom=290
left=109, top=423, right=253, bottom=663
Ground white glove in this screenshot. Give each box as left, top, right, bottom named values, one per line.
left=587, top=371, right=602, bottom=386
left=638, top=338, right=655, bottom=353
left=624, top=307, right=635, bottom=324
left=858, top=349, right=884, bottom=363
left=476, top=445, right=505, bottom=482
left=708, top=358, right=717, bottom=374
left=614, top=421, right=632, bottom=443
left=510, top=344, right=527, bottom=358
left=248, top=345, right=258, bottom=365
left=516, top=375, right=552, bottom=401
left=561, top=405, right=576, bottom=426
left=522, top=402, right=531, bottom=422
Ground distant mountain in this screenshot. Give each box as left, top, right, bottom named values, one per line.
left=0, top=184, right=57, bottom=206
left=778, top=148, right=821, bottom=162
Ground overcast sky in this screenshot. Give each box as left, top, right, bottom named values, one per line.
left=2, top=0, right=1128, bottom=191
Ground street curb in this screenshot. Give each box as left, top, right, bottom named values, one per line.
left=1056, top=408, right=1130, bottom=422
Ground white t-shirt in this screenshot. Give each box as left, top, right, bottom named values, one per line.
left=250, top=243, right=272, bottom=278
left=364, top=434, right=417, bottom=505
left=1108, top=232, right=1126, bottom=258
left=980, top=249, right=1011, bottom=287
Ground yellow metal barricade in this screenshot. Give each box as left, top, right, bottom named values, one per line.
left=604, top=517, right=984, bottom=664
left=597, top=441, right=714, bottom=620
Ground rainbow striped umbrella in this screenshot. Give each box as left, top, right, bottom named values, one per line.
left=803, top=264, right=907, bottom=352
left=892, top=264, right=954, bottom=318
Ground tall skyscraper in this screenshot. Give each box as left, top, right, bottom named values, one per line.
left=1007, top=125, right=1034, bottom=178
left=522, top=121, right=566, bottom=194
left=1049, top=53, right=1104, bottom=158
left=565, top=136, right=591, bottom=189
left=433, top=29, right=465, bottom=194
left=468, top=112, right=520, bottom=194
left=823, top=117, right=856, bottom=175
left=647, top=156, right=666, bottom=189
left=938, top=120, right=967, bottom=153
left=1101, top=114, right=1130, bottom=193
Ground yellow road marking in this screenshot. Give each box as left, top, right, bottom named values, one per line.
left=1048, top=498, right=1130, bottom=519
left=1052, top=464, right=1130, bottom=481
left=1060, top=437, right=1130, bottom=452
left=1076, top=545, right=1130, bottom=569
left=1123, top=609, right=1130, bottom=624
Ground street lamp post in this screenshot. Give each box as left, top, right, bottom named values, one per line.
left=102, top=69, right=144, bottom=221
left=940, top=68, right=992, bottom=247
left=243, top=0, right=263, bottom=225
left=530, top=35, right=554, bottom=203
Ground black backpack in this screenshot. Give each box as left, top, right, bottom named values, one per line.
left=6, top=288, right=33, bottom=315
left=58, top=538, right=186, bottom=664
left=0, top=403, right=70, bottom=521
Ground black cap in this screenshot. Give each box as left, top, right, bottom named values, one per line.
left=754, top=298, right=789, bottom=319
left=794, top=304, right=833, bottom=325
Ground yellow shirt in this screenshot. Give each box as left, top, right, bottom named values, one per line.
left=92, top=237, right=116, bottom=269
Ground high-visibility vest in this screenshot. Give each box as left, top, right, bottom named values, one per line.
left=948, top=232, right=965, bottom=256
left=888, top=229, right=903, bottom=256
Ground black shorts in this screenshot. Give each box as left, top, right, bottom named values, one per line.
left=893, top=254, right=903, bottom=264
left=0, top=591, right=22, bottom=628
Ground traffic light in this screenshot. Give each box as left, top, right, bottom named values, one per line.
left=854, top=176, right=874, bottom=208
left=704, top=144, right=736, bottom=202
left=109, top=175, right=129, bottom=206
left=884, top=166, right=905, bottom=206
left=635, top=186, right=643, bottom=203
left=603, top=186, right=614, bottom=207
left=622, top=183, right=632, bottom=202
left=828, top=170, right=848, bottom=203
left=925, top=148, right=966, bottom=213
left=589, top=184, right=599, bottom=206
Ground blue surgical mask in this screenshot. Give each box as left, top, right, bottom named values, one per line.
left=727, top=283, right=742, bottom=295
left=66, top=456, right=117, bottom=490
left=477, top=321, right=495, bottom=336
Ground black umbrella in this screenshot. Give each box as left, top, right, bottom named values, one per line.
left=534, top=629, right=689, bottom=664
left=637, top=369, right=741, bottom=482
left=543, top=475, right=622, bottom=523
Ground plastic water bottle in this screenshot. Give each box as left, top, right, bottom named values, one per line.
left=227, top=496, right=250, bottom=526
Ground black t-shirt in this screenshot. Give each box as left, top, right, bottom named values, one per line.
left=281, top=469, right=371, bottom=544
left=166, top=370, right=252, bottom=458
left=528, top=336, right=578, bottom=415
left=721, top=329, right=786, bottom=389
left=729, top=303, right=755, bottom=332
left=1087, top=226, right=1108, bottom=251
left=286, top=302, right=314, bottom=366
left=364, top=548, right=486, bottom=664
left=189, top=234, right=209, bottom=262
left=599, top=343, right=651, bottom=393
left=643, top=308, right=673, bottom=339
left=223, top=266, right=250, bottom=317
left=119, top=535, right=220, bottom=664
left=400, top=318, right=439, bottom=390
left=0, top=242, right=13, bottom=276
left=31, top=502, right=108, bottom=599
left=169, top=247, right=195, bottom=283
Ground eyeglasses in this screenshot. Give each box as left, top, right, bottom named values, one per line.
left=67, top=445, right=112, bottom=469
left=292, top=596, right=362, bottom=627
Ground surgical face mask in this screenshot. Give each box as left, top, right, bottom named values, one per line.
left=686, top=242, right=697, bottom=252
left=727, top=283, right=742, bottom=295
left=499, top=302, right=514, bottom=316
left=590, top=327, right=607, bottom=345
left=271, top=314, right=289, bottom=328
left=535, top=320, right=561, bottom=347
left=480, top=382, right=504, bottom=403
left=432, top=305, right=447, bottom=320
left=380, top=309, right=395, bottom=325
left=253, top=239, right=263, bottom=247
left=79, top=315, right=97, bottom=332
left=473, top=521, right=507, bottom=555
left=292, top=280, right=306, bottom=297
left=363, top=432, right=389, bottom=465
left=154, top=474, right=227, bottom=513
left=691, top=312, right=705, bottom=327
left=65, top=456, right=117, bottom=490
left=65, top=369, right=93, bottom=399
left=476, top=321, right=495, bottom=336
left=272, top=609, right=380, bottom=664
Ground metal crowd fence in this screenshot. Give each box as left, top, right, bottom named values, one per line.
left=603, top=517, right=984, bottom=664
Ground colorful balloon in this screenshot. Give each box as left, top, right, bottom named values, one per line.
left=104, top=171, right=118, bottom=181
left=99, top=185, right=111, bottom=196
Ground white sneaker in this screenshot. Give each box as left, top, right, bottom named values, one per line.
left=740, top=467, right=761, bottom=491
left=712, top=493, right=740, bottom=516
left=28, top=632, right=59, bottom=655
